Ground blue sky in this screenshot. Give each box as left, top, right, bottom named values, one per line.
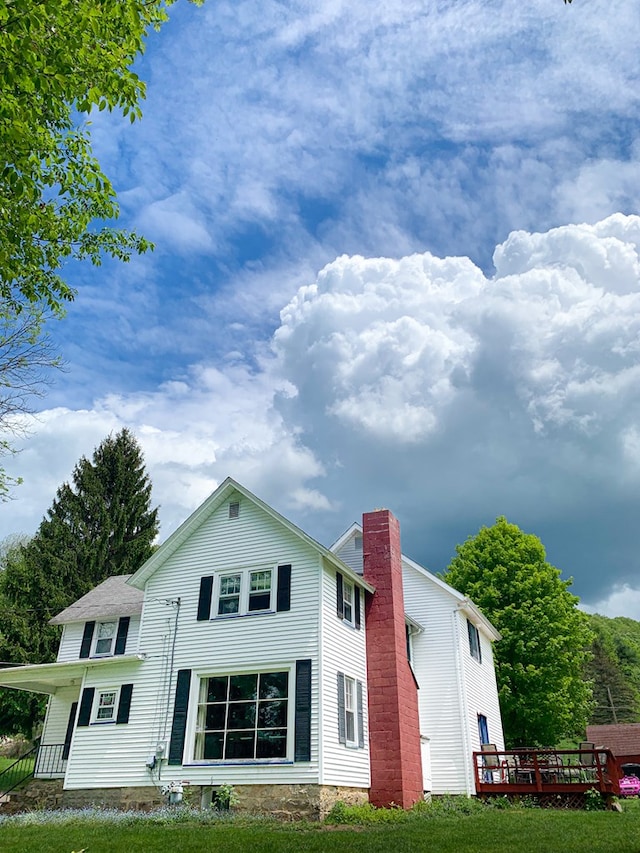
left=3, top=0, right=640, bottom=618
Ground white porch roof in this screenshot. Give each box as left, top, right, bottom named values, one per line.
left=0, top=655, right=144, bottom=694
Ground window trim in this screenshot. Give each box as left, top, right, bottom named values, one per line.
left=189, top=666, right=294, bottom=765
left=467, top=619, right=482, bottom=663
left=336, top=572, right=361, bottom=629
left=337, top=671, right=365, bottom=749
left=344, top=676, right=357, bottom=747
left=93, top=688, right=119, bottom=723
left=92, top=620, right=118, bottom=657
left=215, top=566, right=275, bottom=618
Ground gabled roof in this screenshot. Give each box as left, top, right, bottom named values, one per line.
left=330, top=522, right=501, bottom=642
left=586, top=724, right=640, bottom=756
left=49, top=575, right=144, bottom=625
left=128, top=477, right=375, bottom=593
left=330, top=522, right=362, bottom=553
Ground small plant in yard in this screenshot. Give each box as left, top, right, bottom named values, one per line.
left=584, top=787, right=606, bottom=811
left=212, top=783, right=239, bottom=810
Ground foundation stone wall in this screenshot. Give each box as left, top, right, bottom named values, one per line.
left=1, top=779, right=367, bottom=820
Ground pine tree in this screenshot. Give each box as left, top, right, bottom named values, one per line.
left=0, top=428, right=159, bottom=735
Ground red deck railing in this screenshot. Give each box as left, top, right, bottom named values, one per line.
left=473, top=748, right=620, bottom=800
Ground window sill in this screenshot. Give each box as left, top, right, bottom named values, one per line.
left=185, top=759, right=293, bottom=767
left=212, top=610, right=277, bottom=620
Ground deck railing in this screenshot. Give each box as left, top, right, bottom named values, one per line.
left=473, top=748, right=620, bottom=799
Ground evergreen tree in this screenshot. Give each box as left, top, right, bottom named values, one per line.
left=0, top=428, right=158, bottom=735
left=444, top=517, right=594, bottom=748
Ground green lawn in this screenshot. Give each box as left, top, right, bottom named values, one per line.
left=0, top=807, right=639, bottom=853
left=0, top=756, right=34, bottom=793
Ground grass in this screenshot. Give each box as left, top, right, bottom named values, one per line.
left=0, top=756, right=35, bottom=793
left=0, top=801, right=639, bottom=853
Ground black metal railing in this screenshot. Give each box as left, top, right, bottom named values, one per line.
left=0, top=742, right=67, bottom=799
left=34, top=743, right=66, bottom=778
left=0, top=745, right=38, bottom=797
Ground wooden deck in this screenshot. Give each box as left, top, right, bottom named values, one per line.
left=473, top=748, right=620, bottom=806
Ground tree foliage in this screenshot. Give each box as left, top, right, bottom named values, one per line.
left=586, top=614, right=640, bottom=725
left=0, top=0, right=200, bottom=314
left=0, top=428, right=158, bottom=735
left=444, top=517, right=593, bottom=748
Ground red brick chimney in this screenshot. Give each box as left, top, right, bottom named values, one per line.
left=363, top=509, right=423, bottom=808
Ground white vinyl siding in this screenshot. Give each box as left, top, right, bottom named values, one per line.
left=56, top=616, right=141, bottom=663
left=39, top=687, right=79, bottom=777
left=319, top=561, right=369, bottom=789
left=333, top=534, right=364, bottom=575
left=402, top=560, right=503, bottom=795
left=63, top=491, right=322, bottom=790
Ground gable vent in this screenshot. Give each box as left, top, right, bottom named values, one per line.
left=228, top=501, right=240, bottom=519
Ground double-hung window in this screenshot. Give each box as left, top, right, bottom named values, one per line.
left=217, top=569, right=273, bottom=616
left=198, top=565, right=291, bottom=622
left=467, top=619, right=482, bottom=663
left=344, top=676, right=356, bottom=746
left=76, top=683, right=134, bottom=726
left=94, top=621, right=117, bottom=656
left=336, top=572, right=361, bottom=629
left=342, top=579, right=354, bottom=624
left=337, top=671, right=364, bottom=749
left=195, top=671, right=289, bottom=761
left=218, top=574, right=242, bottom=615
left=95, top=690, right=117, bottom=722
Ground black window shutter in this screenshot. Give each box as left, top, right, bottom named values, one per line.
left=77, top=687, right=95, bottom=727
left=62, top=702, right=78, bottom=760
left=336, top=572, right=344, bottom=619
left=79, top=621, right=95, bottom=659
left=356, top=680, right=364, bottom=748
left=114, top=617, right=130, bottom=655
left=294, top=659, right=312, bottom=762
left=116, top=683, right=134, bottom=724
left=277, top=564, right=291, bottom=612
left=337, top=672, right=346, bottom=744
left=168, top=669, right=191, bottom=765
left=197, top=576, right=214, bottom=621
left=354, top=587, right=361, bottom=630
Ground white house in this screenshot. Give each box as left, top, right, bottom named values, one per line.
left=0, top=477, right=504, bottom=815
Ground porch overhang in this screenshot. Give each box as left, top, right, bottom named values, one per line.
left=0, top=654, right=145, bottom=694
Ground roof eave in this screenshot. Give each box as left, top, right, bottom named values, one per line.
left=129, top=477, right=375, bottom=593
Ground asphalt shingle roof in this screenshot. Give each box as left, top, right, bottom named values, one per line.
left=49, top=575, right=143, bottom=625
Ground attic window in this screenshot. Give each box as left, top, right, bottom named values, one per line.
left=354, top=534, right=363, bottom=550
left=228, top=501, right=240, bottom=519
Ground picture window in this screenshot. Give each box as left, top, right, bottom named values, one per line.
left=195, top=671, right=289, bottom=761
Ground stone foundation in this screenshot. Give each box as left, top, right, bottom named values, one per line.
left=1, top=779, right=368, bottom=820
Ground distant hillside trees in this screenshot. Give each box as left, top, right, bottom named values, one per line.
left=444, top=517, right=594, bottom=748
left=586, top=614, right=640, bottom=725
left=0, top=428, right=158, bottom=735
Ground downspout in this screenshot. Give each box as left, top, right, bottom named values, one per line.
left=317, top=556, right=324, bottom=786
left=159, top=597, right=181, bottom=779
left=452, top=609, right=473, bottom=796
